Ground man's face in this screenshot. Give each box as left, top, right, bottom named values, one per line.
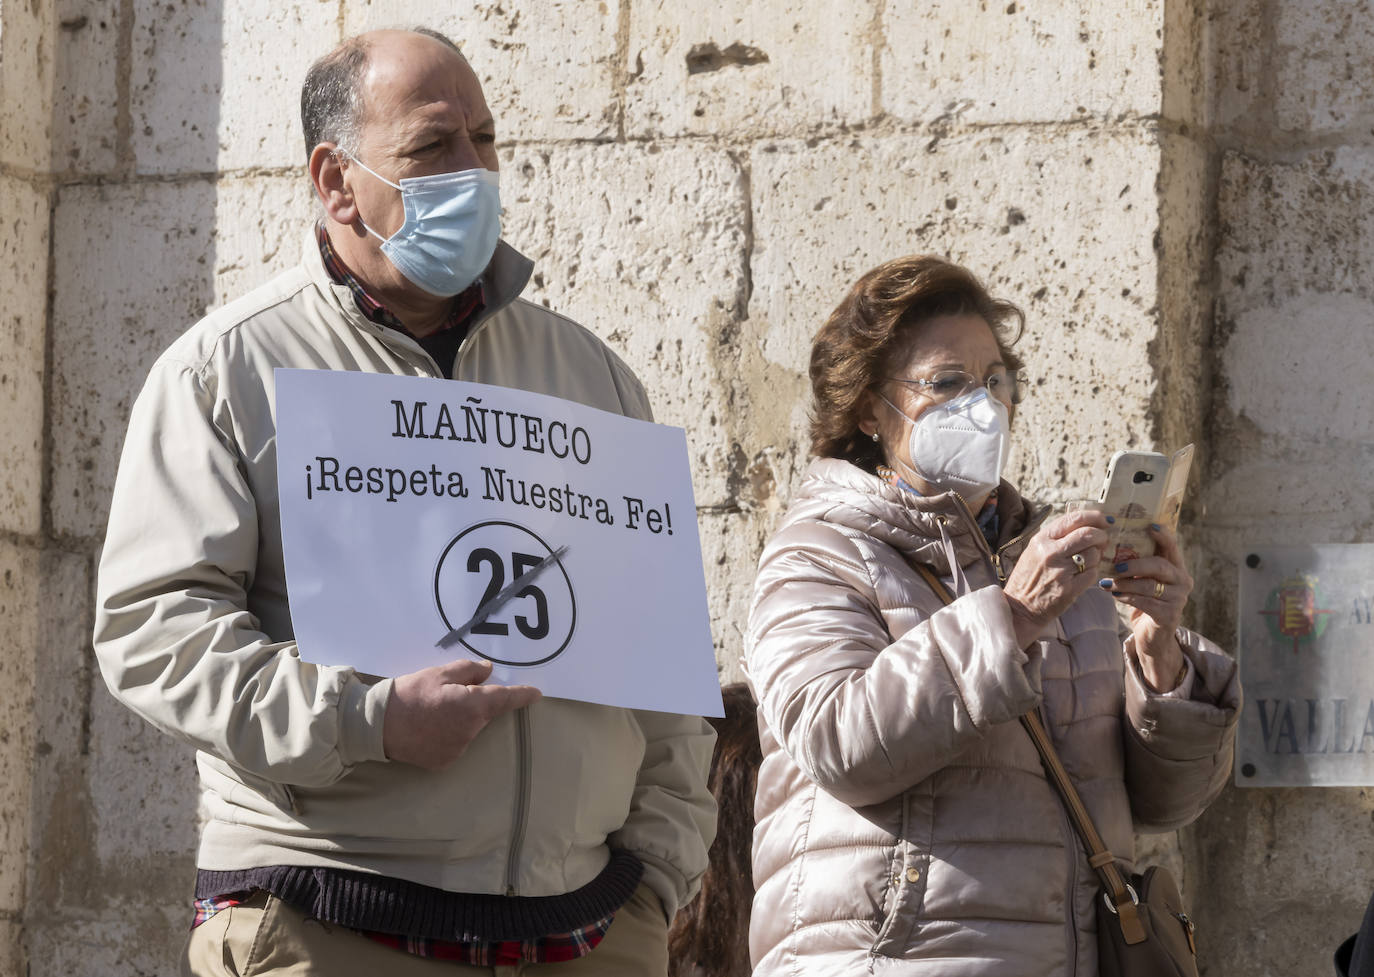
left=344, top=30, right=498, bottom=241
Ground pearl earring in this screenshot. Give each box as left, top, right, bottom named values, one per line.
left=870, top=432, right=880, bottom=443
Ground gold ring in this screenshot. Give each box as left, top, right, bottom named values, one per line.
left=1153, top=580, right=1166, bottom=599
left=1071, top=553, right=1087, bottom=574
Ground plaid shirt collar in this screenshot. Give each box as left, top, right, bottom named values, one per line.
left=316, top=222, right=484, bottom=338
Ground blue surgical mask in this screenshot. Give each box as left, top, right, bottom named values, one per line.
left=348, top=156, right=502, bottom=297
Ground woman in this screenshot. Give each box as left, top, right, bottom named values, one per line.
left=746, top=255, right=1240, bottom=976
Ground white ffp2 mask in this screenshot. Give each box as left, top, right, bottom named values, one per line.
left=880, top=387, right=1010, bottom=499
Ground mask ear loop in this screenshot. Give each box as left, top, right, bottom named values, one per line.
left=335, top=151, right=402, bottom=244
left=874, top=392, right=939, bottom=492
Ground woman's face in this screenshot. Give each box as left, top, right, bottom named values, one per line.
left=859, top=313, right=1010, bottom=503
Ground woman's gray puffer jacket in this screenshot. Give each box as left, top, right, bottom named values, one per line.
left=746, top=459, right=1240, bottom=976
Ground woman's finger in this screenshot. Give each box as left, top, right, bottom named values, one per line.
left=1057, top=525, right=1111, bottom=557
left=1149, top=524, right=1185, bottom=567
left=1105, top=555, right=1176, bottom=581
left=1046, top=508, right=1112, bottom=539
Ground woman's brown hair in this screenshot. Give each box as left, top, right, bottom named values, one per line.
left=667, top=684, right=761, bottom=977
left=808, top=255, right=1024, bottom=472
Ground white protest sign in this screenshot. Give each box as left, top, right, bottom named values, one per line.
left=275, top=368, right=722, bottom=717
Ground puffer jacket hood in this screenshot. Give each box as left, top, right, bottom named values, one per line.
left=746, top=458, right=1240, bottom=976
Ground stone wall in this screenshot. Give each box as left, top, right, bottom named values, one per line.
left=0, top=0, right=1363, bottom=973
left=1186, top=0, right=1374, bottom=973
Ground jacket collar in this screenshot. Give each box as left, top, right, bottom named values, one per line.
left=788, top=457, right=1043, bottom=575
left=300, top=229, right=534, bottom=340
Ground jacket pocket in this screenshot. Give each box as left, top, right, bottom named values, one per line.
left=871, top=791, right=927, bottom=957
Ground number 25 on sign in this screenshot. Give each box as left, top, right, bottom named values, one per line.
left=433, top=521, right=577, bottom=667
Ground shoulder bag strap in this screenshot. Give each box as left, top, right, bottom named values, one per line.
left=910, top=561, right=1148, bottom=945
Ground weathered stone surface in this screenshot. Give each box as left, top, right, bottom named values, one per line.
left=0, top=0, right=55, bottom=171
left=52, top=0, right=120, bottom=175
left=50, top=179, right=218, bottom=539
left=345, top=0, right=620, bottom=142
left=696, top=509, right=773, bottom=679
left=1218, top=149, right=1374, bottom=308
left=212, top=174, right=318, bottom=305
left=1186, top=787, right=1374, bottom=977
left=27, top=904, right=189, bottom=977
left=1154, top=133, right=1211, bottom=455
left=498, top=142, right=751, bottom=508
left=87, top=684, right=199, bottom=883
left=625, top=0, right=876, bottom=138
left=0, top=175, right=49, bottom=536
left=881, top=1, right=1163, bottom=125
left=0, top=541, right=38, bottom=914
left=749, top=127, right=1169, bottom=503
left=1208, top=0, right=1268, bottom=134
left=1274, top=0, right=1374, bottom=134
left=0, top=918, right=24, bottom=977
left=28, top=550, right=96, bottom=915
left=1211, top=148, right=1374, bottom=537
left=132, top=0, right=338, bottom=175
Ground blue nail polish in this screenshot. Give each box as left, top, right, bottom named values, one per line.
left=1112, top=590, right=1123, bottom=596
left=1115, top=562, right=1129, bottom=573
left=1149, top=522, right=1161, bottom=531
left=1098, top=578, right=1114, bottom=589
left=1105, top=515, right=1116, bottom=524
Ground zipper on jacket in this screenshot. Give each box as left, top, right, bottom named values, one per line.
left=947, top=492, right=1048, bottom=583
left=503, top=706, right=533, bottom=897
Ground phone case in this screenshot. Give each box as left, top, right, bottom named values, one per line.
left=1073, top=445, right=1193, bottom=563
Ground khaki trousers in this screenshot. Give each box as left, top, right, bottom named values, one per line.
left=182, top=883, right=669, bottom=977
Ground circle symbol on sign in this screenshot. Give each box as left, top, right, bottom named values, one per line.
left=433, top=521, right=577, bottom=667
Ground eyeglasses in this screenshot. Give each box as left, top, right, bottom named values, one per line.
left=884, top=369, right=1026, bottom=406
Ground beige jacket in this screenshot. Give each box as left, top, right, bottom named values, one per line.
left=94, top=232, right=715, bottom=916
left=746, top=459, right=1240, bottom=976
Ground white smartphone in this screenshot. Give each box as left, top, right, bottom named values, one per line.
left=1070, top=445, right=1193, bottom=562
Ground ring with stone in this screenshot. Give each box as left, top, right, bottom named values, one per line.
left=1153, top=580, right=1166, bottom=599
left=1071, top=553, right=1087, bottom=574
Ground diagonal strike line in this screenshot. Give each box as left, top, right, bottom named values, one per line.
left=436, top=545, right=569, bottom=651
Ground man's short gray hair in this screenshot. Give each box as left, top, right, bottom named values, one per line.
left=300, top=27, right=463, bottom=163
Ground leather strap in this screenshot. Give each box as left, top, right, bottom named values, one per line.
left=911, top=562, right=1148, bottom=945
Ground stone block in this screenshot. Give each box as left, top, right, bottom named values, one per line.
left=696, top=509, right=773, bottom=679
left=624, top=0, right=876, bottom=138
left=1214, top=149, right=1374, bottom=536
left=1208, top=0, right=1268, bottom=133
left=212, top=174, right=319, bottom=305
left=1218, top=149, right=1374, bottom=312
left=1274, top=0, right=1374, bottom=134
left=0, top=175, right=50, bottom=536
left=0, top=918, right=24, bottom=977
left=0, top=541, right=38, bottom=915
left=50, top=179, right=218, bottom=539
left=52, top=0, right=121, bottom=175
left=27, top=903, right=189, bottom=977
left=880, top=1, right=1162, bottom=125
left=1187, top=787, right=1374, bottom=977
left=1154, top=133, right=1211, bottom=455
left=498, top=142, right=751, bottom=509
left=0, top=0, right=54, bottom=171
left=132, top=0, right=338, bottom=175
left=344, top=1, right=620, bottom=142
left=87, top=683, right=199, bottom=882
left=749, top=127, right=1169, bottom=501
left=27, top=550, right=95, bottom=916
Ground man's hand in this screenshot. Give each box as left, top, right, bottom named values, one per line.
left=383, top=658, right=541, bottom=769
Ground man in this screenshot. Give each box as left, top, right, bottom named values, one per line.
left=94, top=27, right=715, bottom=976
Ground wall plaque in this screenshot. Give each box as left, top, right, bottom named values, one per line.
left=1236, top=544, right=1374, bottom=787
